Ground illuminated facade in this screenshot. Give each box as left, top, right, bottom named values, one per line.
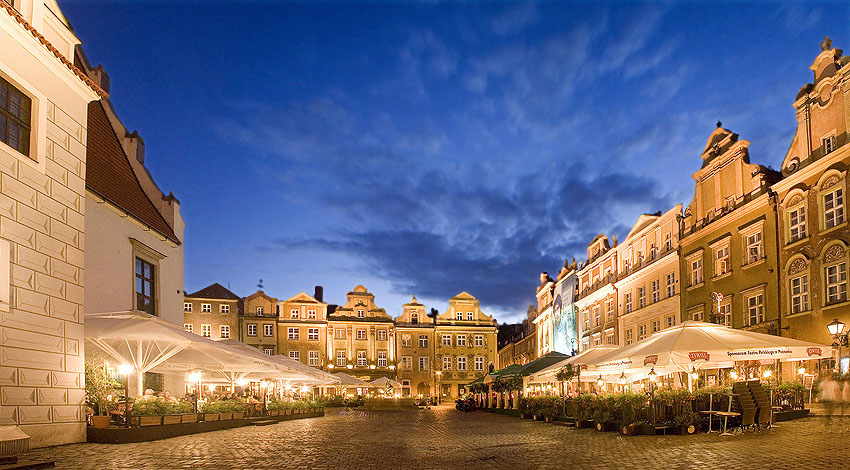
left=575, top=234, right=619, bottom=351
left=277, top=290, right=328, bottom=368
left=394, top=296, right=434, bottom=397
left=552, top=260, right=579, bottom=355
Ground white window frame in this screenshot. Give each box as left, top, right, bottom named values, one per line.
left=456, top=334, right=466, bottom=347
left=457, top=356, right=467, bottom=371
left=401, top=334, right=411, bottom=348
left=336, top=350, right=347, bottom=367
left=419, top=357, right=429, bottom=371
left=442, top=356, right=452, bottom=371
left=790, top=274, right=809, bottom=314
left=714, top=244, right=730, bottom=277
left=290, top=309, right=299, bottom=319
left=466, top=311, right=473, bottom=321
left=651, top=279, right=660, bottom=303
left=624, top=293, right=632, bottom=314
left=220, top=304, right=229, bottom=314
left=308, top=350, right=320, bottom=366
left=289, top=350, right=300, bottom=361
left=690, top=256, right=703, bottom=286
left=720, top=302, right=731, bottom=327
left=666, top=272, right=675, bottom=297
left=307, top=328, right=319, bottom=340
left=184, top=323, right=192, bottom=333
left=377, top=351, right=387, bottom=367
left=744, top=229, right=764, bottom=265
left=257, top=307, right=264, bottom=316
left=625, top=329, right=633, bottom=345
left=356, top=351, right=367, bottom=367
left=263, top=347, right=274, bottom=355
left=419, top=335, right=428, bottom=348
left=455, top=311, right=462, bottom=321
left=288, top=327, right=299, bottom=340
left=823, top=187, right=845, bottom=229
left=356, top=329, right=367, bottom=340
left=377, top=329, right=387, bottom=341
left=747, top=293, right=764, bottom=326
left=401, top=356, right=412, bottom=371
left=201, top=303, right=211, bottom=313
left=638, top=324, right=646, bottom=340
left=441, top=334, right=452, bottom=346
left=638, top=286, right=646, bottom=308
left=474, top=356, right=484, bottom=371
left=474, top=335, right=484, bottom=347
left=826, top=261, right=847, bottom=304
left=264, top=324, right=274, bottom=337
left=788, top=205, right=807, bottom=242
left=823, top=135, right=837, bottom=154
left=220, top=325, right=230, bottom=339
left=248, top=324, right=257, bottom=336
left=183, top=303, right=192, bottom=312
left=307, top=309, right=316, bottom=319
left=201, top=324, right=211, bottom=338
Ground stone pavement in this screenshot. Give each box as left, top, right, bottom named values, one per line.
left=29, top=406, right=847, bottom=469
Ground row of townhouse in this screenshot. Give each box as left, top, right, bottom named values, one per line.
left=183, top=284, right=499, bottom=400
left=1, top=0, right=187, bottom=447
left=522, top=38, right=850, bottom=359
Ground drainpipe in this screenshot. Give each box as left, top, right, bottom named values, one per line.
left=769, top=189, right=783, bottom=337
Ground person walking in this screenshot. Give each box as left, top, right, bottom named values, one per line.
left=821, top=375, right=839, bottom=430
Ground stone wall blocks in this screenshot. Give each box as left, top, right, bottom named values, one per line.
left=52, top=107, right=84, bottom=143
left=65, top=209, right=83, bottom=232
left=1, top=387, right=37, bottom=406
left=49, top=298, right=78, bottom=323
left=65, top=172, right=84, bottom=198
left=34, top=233, right=64, bottom=261
left=44, top=158, right=68, bottom=187
left=64, top=245, right=83, bottom=269
left=0, top=367, right=18, bottom=386
left=48, top=218, right=78, bottom=248
left=16, top=405, right=51, bottom=424
left=49, top=143, right=82, bottom=177
left=34, top=272, right=65, bottom=299
left=45, top=121, right=70, bottom=152
left=0, top=327, right=64, bottom=354
left=0, top=151, right=19, bottom=178
left=49, top=181, right=80, bottom=213
left=50, top=371, right=80, bottom=389
left=0, top=193, right=15, bottom=220
left=1, top=218, right=36, bottom=250
left=17, top=163, right=50, bottom=195
left=66, top=388, right=84, bottom=405
left=36, top=388, right=67, bottom=405
left=18, top=369, right=51, bottom=388
left=0, top=405, right=15, bottom=426
left=13, top=288, right=50, bottom=316
left=64, top=338, right=78, bottom=356
left=1, top=309, right=63, bottom=337
left=14, top=246, right=49, bottom=274
left=51, top=405, right=81, bottom=423
left=64, top=283, right=83, bottom=306
left=0, top=347, right=64, bottom=371
left=0, top=175, right=37, bottom=208
left=9, top=264, right=35, bottom=290
left=49, top=258, right=79, bottom=285
left=35, top=193, right=67, bottom=224
left=64, top=352, right=83, bottom=373
left=16, top=205, right=51, bottom=235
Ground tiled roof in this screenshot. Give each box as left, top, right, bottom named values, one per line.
left=185, top=283, right=241, bottom=301
left=86, top=101, right=180, bottom=243
left=0, top=2, right=106, bottom=98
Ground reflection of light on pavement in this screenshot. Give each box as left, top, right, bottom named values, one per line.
left=841, top=357, right=849, bottom=374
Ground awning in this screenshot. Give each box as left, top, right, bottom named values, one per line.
left=220, top=340, right=340, bottom=386
left=332, top=372, right=373, bottom=388
left=371, top=376, right=402, bottom=389
left=588, top=320, right=830, bottom=376
left=528, top=345, right=618, bottom=384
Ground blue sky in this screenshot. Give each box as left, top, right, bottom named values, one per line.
left=62, top=1, right=848, bottom=323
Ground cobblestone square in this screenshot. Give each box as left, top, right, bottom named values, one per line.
left=31, top=407, right=844, bottom=469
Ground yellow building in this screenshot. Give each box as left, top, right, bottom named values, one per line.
left=773, top=39, right=850, bottom=348
left=241, top=290, right=279, bottom=355
left=434, top=292, right=497, bottom=400
left=277, top=288, right=328, bottom=368
left=327, top=285, right=395, bottom=381
left=183, top=283, right=241, bottom=341
left=575, top=234, right=619, bottom=351
left=615, top=206, right=683, bottom=345
left=394, top=296, right=435, bottom=397
left=679, top=124, right=781, bottom=333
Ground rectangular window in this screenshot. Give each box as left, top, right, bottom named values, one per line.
left=747, top=294, right=764, bottom=325
left=290, top=309, right=299, bottom=319
left=289, top=350, right=300, bottom=361
left=264, top=348, right=274, bottom=355
left=690, top=258, right=703, bottom=286
left=790, top=275, right=810, bottom=314
left=593, top=305, right=600, bottom=326
left=220, top=304, right=229, bottom=314
left=441, top=334, right=452, bottom=346
left=625, top=329, right=633, bottom=345
left=377, top=329, right=387, bottom=341
left=624, top=293, right=632, bottom=314
left=651, top=280, right=660, bottom=303
left=720, top=303, right=731, bottom=327
left=183, top=303, right=192, bottom=312
left=378, top=351, right=387, bottom=367
left=0, top=76, right=32, bottom=158
left=307, top=309, right=316, bottom=319
left=651, top=320, right=660, bottom=333
left=201, top=303, right=211, bottom=313
left=201, top=324, right=211, bottom=338
left=714, top=246, right=730, bottom=276
left=692, top=310, right=703, bottom=321
left=135, top=258, right=156, bottom=315
left=442, top=356, right=452, bottom=371
left=456, top=334, right=466, bottom=347
left=248, top=324, right=257, bottom=336
left=826, top=262, right=848, bottom=304
left=638, top=286, right=646, bottom=308
left=308, top=328, right=319, bottom=340
left=457, top=356, right=467, bottom=371
left=666, top=315, right=675, bottom=328
left=605, top=332, right=615, bottom=344
left=638, top=324, right=646, bottom=340
left=220, top=325, right=230, bottom=339
left=606, top=299, right=614, bottom=320
left=356, top=329, right=367, bottom=340
left=824, top=135, right=837, bottom=154
left=455, top=311, right=462, bottom=321
left=356, top=351, right=367, bottom=367
left=184, top=323, right=192, bottom=333
left=410, top=312, right=419, bottom=324
left=288, top=327, right=299, bottom=340
left=664, top=232, right=672, bottom=251
left=746, top=231, right=763, bottom=264
left=666, top=272, right=675, bottom=297
left=336, top=350, right=346, bottom=367
left=401, top=356, right=412, bottom=371
left=335, top=328, right=346, bottom=339
left=256, top=307, right=264, bottom=316
left=467, top=311, right=473, bottom=321
left=824, top=189, right=845, bottom=229
left=401, top=334, right=412, bottom=348
left=789, top=206, right=807, bottom=242
left=419, top=357, right=429, bottom=371
left=264, top=324, right=274, bottom=337
left=474, top=356, right=484, bottom=371
left=356, top=309, right=365, bottom=318
left=308, top=350, right=320, bottom=366
left=419, top=335, right=428, bottom=348
left=474, top=335, right=484, bottom=347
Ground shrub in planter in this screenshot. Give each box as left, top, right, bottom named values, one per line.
left=133, top=397, right=193, bottom=417
left=674, top=406, right=699, bottom=434
left=573, top=394, right=597, bottom=426
left=85, top=360, right=120, bottom=428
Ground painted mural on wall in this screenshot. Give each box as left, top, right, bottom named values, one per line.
left=552, top=272, right=578, bottom=355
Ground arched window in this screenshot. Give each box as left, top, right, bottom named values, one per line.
left=786, top=255, right=810, bottom=314
left=817, top=170, right=846, bottom=231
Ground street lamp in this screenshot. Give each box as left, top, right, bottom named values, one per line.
left=117, top=364, right=132, bottom=427
left=648, top=367, right=657, bottom=382
left=327, top=364, right=335, bottom=370
left=729, top=370, right=738, bottom=381
left=827, top=318, right=846, bottom=336
left=435, top=371, right=442, bottom=404
left=596, top=375, right=604, bottom=388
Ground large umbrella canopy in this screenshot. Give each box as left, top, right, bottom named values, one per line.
left=370, top=377, right=402, bottom=389
left=528, top=346, right=619, bottom=384
left=332, top=372, right=373, bottom=388
left=85, top=311, right=310, bottom=393
left=220, top=340, right=340, bottom=386
left=588, top=321, right=830, bottom=376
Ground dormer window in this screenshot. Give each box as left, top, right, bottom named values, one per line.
left=823, top=135, right=837, bottom=154
left=356, top=309, right=365, bottom=318
left=257, top=307, right=264, bottom=316
left=411, top=312, right=418, bottom=324
left=455, top=311, right=462, bottom=321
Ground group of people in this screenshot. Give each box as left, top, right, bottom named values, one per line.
left=138, top=388, right=178, bottom=403
left=820, top=375, right=850, bottom=429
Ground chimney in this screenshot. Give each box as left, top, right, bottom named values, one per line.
left=124, top=130, right=145, bottom=165
left=314, top=286, right=323, bottom=303
left=88, top=65, right=110, bottom=94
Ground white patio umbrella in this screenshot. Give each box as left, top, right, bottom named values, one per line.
left=588, top=321, right=830, bottom=378
left=85, top=311, right=309, bottom=395
left=332, top=372, right=373, bottom=393
left=370, top=376, right=402, bottom=390
left=528, top=345, right=619, bottom=384
left=219, top=340, right=341, bottom=386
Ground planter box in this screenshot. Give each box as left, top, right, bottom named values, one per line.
left=595, top=421, right=618, bottom=432
left=640, top=424, right=656, bottom=435
left=775, top=409, right=809, bottom=421
left=181, top=414, right=199, bottom=424
left=677, top=425, right=696, bottom=435
left=162, top=415, right=182, bottom=425
left=138, top=416, right=162, bottom=427
left=204, top=413, right=220, bottom=422
left=620, top=423, right=641, bottom=436
left=575, top=420, right=594, bottom=429
left=520, top=413, right=532, bottom=419
left=269, top=410, right=280, bottom=417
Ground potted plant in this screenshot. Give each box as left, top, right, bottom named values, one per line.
left=573, top=394, right=596, bottom=428
left=619, top=393, right=648, bottom=435
left=85, top=361, right=119, bottom=429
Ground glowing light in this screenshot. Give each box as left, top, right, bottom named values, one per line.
left=187, top=371, right=202, bottom=382
left=117, top=364, right=133, bottom=376
left=389, top=365, right=396, bottom=370
left=798, top=367, right=806, bottom=375
left=327, top=364, right=335, bottom=369
left=369, top=365, right=376, bottom=370
left=236, top=378, right=248, bottom=386
left=619, top=372, right=627, bottom=384
left=762, top=369, right=772, bottom=378
left=346, top=364, right=353, bottom=369
left=648, top=367, right=657, bottom=382
left=301, top=385, right=309, bottom=393
left=596, top=376, right=604, bottom=387
left=730, top=370, right=738, bottom=380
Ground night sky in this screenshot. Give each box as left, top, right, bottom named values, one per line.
left=61, top=1, right=848, bottom=323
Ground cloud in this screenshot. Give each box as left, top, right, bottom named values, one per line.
left=491, top=2, right=540, bottom=36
